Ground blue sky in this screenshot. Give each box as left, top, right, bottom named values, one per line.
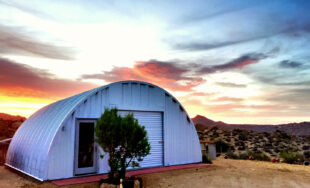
left=0, top=0, right=309, bottom=124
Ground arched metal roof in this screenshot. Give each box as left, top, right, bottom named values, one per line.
left=6, top=81, right=194, bottom=181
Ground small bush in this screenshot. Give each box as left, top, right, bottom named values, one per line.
left=215, top=139, right=230, bottom=153
left=303, top=151, right=310, bottom=159
left=238, top=152, right=249, bottom=160
left=249, top=151, right=271, bottom=161
left=225, top=151, right=239, bottom=159
left=202, top=154, right=212, bottom=164
left=302, top=145, right=310, bottom=150
left=225, top=151, right=249, bottom=160
left=275, top=131, right=291, bottom=140
left=280, top=151, right=304, bottom=164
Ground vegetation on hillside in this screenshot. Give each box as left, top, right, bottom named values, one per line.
left=0, top=113, right=26, bottom=140
left=198, top=126, right=310, bottom=164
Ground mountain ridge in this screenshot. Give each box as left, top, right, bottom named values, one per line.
left=0, top=113, right=26, bottom=140
left=192, top=115, right=310, bottom=136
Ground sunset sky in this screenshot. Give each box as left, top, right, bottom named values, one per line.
left=0, top=0, right=310, bottom=124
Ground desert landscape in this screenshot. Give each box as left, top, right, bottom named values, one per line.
left=1, top=1, right=310, bottom=187
left=1, top=113, right=310, bottom=187
left=1, top=157, right=310, bottom=188
left=194, top=115, right=310, bottom=161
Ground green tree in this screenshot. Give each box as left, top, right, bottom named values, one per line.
left=95, top=108, right=151, bottom=182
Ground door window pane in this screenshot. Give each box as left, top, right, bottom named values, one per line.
left=78, top=122, right=94, bottom=168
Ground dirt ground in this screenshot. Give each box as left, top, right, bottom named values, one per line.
left=1, top=157, right=310, bottom=188
left=140, top=157, right=310, bottom=188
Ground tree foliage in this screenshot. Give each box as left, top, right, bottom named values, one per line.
left=95, top=108, right=151, bottom=182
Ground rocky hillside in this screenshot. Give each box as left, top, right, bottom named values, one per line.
left=198, top=126, right=310, bottom=160
left=0, top=113, right=25, bottom=140
left=193, top=115, right=310, bottom=136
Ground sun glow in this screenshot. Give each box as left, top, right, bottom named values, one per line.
left=0, top=95, right=55, bottom=117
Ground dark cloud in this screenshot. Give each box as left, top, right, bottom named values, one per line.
left=178, top=2, right=257, bottom=25
left=82, top=52, right=267, bottom=91
left=0, top=57, right=97, bottom=98
left=171, top=22, right=309, bottom=51
left=214, top=53, right=266, bottom=69
left=0, top=25, right=74, bottom=60
left=171, top=29, right=289, bottom=52
left=0, top=0, right=53, bottom=20
left=82, top=60, right=205, bottom=92
left=267, top=88, right=310, bottom=104
left=243, top=65, right=310, bottom=87
left=198, top=52, right=267, bottom=74
left=279, top=60, right=303, bottom=68
left=275, top=81, right=310, bottom=86
left=216, top=82, right=247, bottom=88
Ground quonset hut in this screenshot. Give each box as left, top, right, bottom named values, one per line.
left=6, top=81, right=202, bottom=181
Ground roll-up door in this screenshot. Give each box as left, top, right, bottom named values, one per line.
left=118, top=111, right=163, bottom=167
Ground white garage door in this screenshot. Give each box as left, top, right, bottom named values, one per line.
left=119, top=111, right=163, bottom=168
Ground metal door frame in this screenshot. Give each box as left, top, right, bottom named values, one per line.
left=74, top=119, right=98, bottom=175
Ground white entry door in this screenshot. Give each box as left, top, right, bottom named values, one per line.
left=119, top=111, right=163, bottom=168
left=74, top=119, right=97, bottom=175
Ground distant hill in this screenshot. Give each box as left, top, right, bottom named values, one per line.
left=192, top=115, right=310, bottom=136
left=0, top=113, right=26, bottom=140
left=0, top=113, right=26, bottom=121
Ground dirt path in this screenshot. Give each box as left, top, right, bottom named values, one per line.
left=140, top=158, right=310, bottom=188
left=1, top=158, right=310, bottom=187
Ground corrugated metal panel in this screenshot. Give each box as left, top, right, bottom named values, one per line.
left=5, top=89, right=98, bottom=180
left=163, top=94, right=202, bottom=166
left=119, top=111, right=163, bottom=167
left=6, top=80, right=201, bottom=181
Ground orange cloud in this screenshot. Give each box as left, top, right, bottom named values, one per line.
left=82, top=60, right=205, bottom=91
left=0, top=57, right=98, bottom=117
left=0, top=57, right=98, bottom=98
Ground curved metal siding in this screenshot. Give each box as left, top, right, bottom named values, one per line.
left=6, top=81, right=201, bottom=181
left=6, top=89, right=96, bottom=180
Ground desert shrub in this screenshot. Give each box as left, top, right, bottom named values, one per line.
left=249, top=151, right=271, bottom=161
left=238, top=134, right=248, bottom=141
left=95, top=108, right=151, bottom=182
left=225, top=151, right=249, bottom=160
left=275, top=131, right=291, bottom=140
left=209, top=126, right=219, bottom=131
left=238, top=146, right=246, bottom=151
left=229, top=146, right=235, bottom=151
left=280, top=151, right=304, bottom=164
left=215, top=139, right=230, bottom=153
left=303, top=151, right=310, bottom=159
left=302, top=145, right=310, bottom=150
left=238, top=152, right=249, bottom=160
left=202, top=154, right=212, bottom=164
left=225, top=151, right=239, bottom=159
left=233, top=129, right=243, bottom=133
